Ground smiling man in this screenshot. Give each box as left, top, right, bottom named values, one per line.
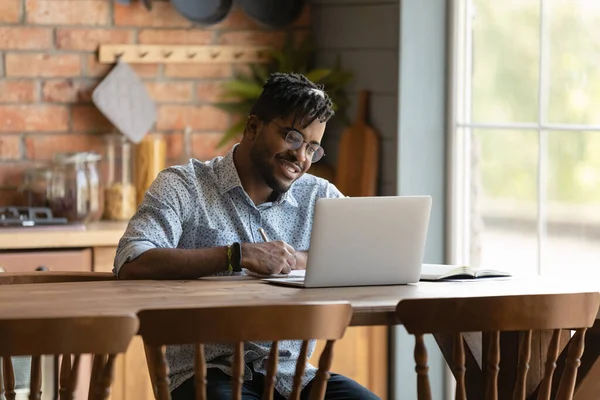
left=113, top=72, right=379, bottom=400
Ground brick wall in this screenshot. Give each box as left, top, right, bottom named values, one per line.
left=0, top=0, right=310, bottom=206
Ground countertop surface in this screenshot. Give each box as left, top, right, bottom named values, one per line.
left=0, top=221, right=128, bottom=249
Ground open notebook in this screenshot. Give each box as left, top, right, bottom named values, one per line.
left=420, top=264, right=511, bottom=281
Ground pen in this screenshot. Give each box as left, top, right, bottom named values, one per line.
left=258, top=228, right=269, bottom=242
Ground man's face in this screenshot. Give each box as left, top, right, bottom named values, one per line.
left=249, top=115, right=326, bottom=193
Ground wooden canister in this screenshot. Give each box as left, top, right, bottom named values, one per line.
left=134, top=134, right=167, bottom=205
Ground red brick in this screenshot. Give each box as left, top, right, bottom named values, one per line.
left=0, top=81, right=37, bottom=103
left=26, top=0, right=109, bottom=26
left=157, top=105, right=229, bottom=131
left=0, top=105, right=69, bottom=132
left=0, top=0, right=21, bottom=23
left=191, top=132, right=237, bottom=161
left=164, top=64, right=231, bottom=79
left=56, top=29, right=134, bottom=51
left=42, top=79, right=98, bottom=103
left=217, top=31, right=287, bottom=48
left=5, top=53, right=81, bottom=78
left=196, top=81, right=228, bottom=103
left=164, top=131, right=182, bottom=161
left=209, top=7, right=260, bottom=30
left=0, top=28, right=53, bottom=50
left=114, top=2, right=191, bottom=28
left=84, top=54, right=159, bottom=78
left=0, top=136, right=21, bottom=160
left=0, top=163, right=27, bottom=187
left=71, top=105, right=113, bottom=133
left=0, top=189, right=25, bottom=206
left=25, top=133, right=103, bottom=161
left=138, top=29, right=213, bottom=45
left=145, top=82, right=193, bottom=103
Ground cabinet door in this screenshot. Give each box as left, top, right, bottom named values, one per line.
left=0, top=249, right=92, bottom=272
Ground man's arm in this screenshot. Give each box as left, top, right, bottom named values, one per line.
left=119, top=241, right=299, bottom=280
left=118, top=247, right=228, bottom=280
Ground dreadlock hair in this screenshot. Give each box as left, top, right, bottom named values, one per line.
left=250, top=72, right=335, bottom=128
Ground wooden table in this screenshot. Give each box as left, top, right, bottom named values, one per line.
left=1, top=276, right=598, bottom=400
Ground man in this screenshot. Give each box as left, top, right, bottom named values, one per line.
left=114, top=72, right=379, bottom=400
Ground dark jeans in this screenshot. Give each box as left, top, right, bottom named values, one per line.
left=171, top=368, right=381, bottom=400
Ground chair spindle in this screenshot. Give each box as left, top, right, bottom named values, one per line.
left=3, top=356, right=15, bottom=400
left=537, top=329, right=561, bottom=400
left=555, top=328, right=587, bottom=400
left=153, top=346, right=171, bottom=400
left=194, top=344, right=206, bottom=400
left=414, top=334, right=431, bottom=400
left=290, top=340, right=309, bottom=400
left=512, top=330, right=532, bottom=400
left=485, top=331, right=500, bottom=400
left=453, top=333, right=466, bottom=400
left=309, top=340, right=335, bottom=400
left=262, top=341, right=279, bottom=400
left=28, top=355, right=41, bottom=400
left=232, top=342, right=244, bottom=400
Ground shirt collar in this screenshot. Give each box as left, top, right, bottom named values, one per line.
left=214, top=144, right=298, bottom=208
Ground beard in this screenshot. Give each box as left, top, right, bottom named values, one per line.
left=250, top=142, right=297, bottom=194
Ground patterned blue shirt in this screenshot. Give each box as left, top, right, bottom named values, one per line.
left=113, top=145, right=344, bottom=398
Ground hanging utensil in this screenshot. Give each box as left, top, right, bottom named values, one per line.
left=171, top=0, right=233, bottom=25
left=237, top=0, right=306, bottom=28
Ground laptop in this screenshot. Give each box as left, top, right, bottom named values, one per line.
left=262, top=195, right=432, bottom=288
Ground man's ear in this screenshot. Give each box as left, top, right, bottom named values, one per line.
left=245, top=115, right=262, bottom=140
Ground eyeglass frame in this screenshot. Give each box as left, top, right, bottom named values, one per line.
left=268, top=121, right=325, bottom=163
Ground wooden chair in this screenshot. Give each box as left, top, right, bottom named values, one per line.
left=0, top=271, right=118, bottom=400
left=0, top=314, right=138, bottom=400
left=137, top=302, right=353, bottom=400
left=396, top=292, right=600, bottom=400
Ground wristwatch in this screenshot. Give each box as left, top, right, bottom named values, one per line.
left=228, top=242, right=242, bottom=272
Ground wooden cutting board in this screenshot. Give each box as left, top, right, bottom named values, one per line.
left=335, top=90, right=380, bottom=197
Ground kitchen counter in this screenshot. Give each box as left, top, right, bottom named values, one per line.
left=0, top=221, right=128, bottom=250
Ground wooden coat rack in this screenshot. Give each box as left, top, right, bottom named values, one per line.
left=98, top=44, right=271, bottom=64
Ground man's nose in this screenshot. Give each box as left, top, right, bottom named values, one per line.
left=292, top=144, right=308, bottom=163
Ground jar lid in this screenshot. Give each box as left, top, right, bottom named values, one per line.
left=53, top=152, right=96, bottom=164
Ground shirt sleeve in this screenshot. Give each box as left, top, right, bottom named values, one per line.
left=113, top=166, right=193, bottom=277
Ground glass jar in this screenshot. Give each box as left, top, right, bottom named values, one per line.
left=19, top=166, right=53, bottom=208
left=85, top=152, right=103, bottom=222
left=103, top=134, right=137, bottom=221
left=49, top=152, right=91, bottom=223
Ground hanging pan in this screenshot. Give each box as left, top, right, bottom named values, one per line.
left=171, top=0, right=233, bottom=25
left=237, top=0, right=306, bottom=28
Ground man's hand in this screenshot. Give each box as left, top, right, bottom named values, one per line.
left=241, top=241, right=297, bottom=275
left=293, top=251, right=308, bottom=270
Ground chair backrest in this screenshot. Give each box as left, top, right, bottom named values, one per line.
left=396, top=293, right=600, bottom=400
left=137, top=302, right=353, bottom=400
left=0, top=314, right=138, bottom=400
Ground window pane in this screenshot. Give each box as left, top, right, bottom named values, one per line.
left=547, top=1, right=600, bottom=125
left=543, top=131, right=600, bottom=277
left=470, top=130, right=539, bottom=276
left=471, top=0, right=540, bottom=123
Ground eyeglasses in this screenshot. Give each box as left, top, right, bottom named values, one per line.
left=270, top=121, right=325, bottom=163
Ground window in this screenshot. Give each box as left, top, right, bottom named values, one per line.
left=450, top=0, right=600, bottom=277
